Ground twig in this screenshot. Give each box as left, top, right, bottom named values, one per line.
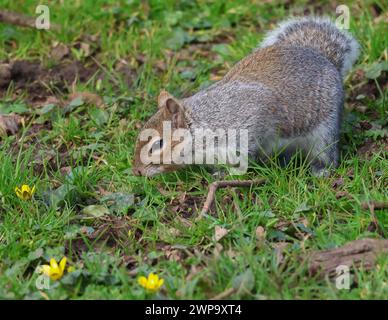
left=90, top=56, right=120, bottom=85
left=210, top=287, right=235, bottom=300
left=361, top=201, right=388, bottom=211
left=308, top=238, right=388, bottom=277
left=197, top=179, right=266, bottom=220
left=0, top=10, right=60, bottom=31
left=362, top=201, right=386, bottom=236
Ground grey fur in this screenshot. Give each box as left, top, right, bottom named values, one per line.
left=181, top=17, right=359, bottom=175
left=259, top=16, right=360, bottom=79
left=133, top=16, right=360, bottom=177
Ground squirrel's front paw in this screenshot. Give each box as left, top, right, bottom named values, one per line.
left=311, top=165, right=331, bottom=178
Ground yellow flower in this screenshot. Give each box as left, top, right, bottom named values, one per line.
left=15, top=184, right=36, bottom=200
left=39, top=257, right=67, bottom=281
left=138, top=273, right=164, bottom=293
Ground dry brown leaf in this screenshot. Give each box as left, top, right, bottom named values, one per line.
left=186, top=265, right=204, bottom=281
left=301, top=218, right=309, bottom=228
left=272, top=242, right=290, bottom=265
left=168, top=227, right=182, bottom=237
left=0, top=114, right=23, bottom=136
left=255, top=226, right=266, bottom=241
left=59, top=166, right=72, bottom=175
left=213, top=243, right=223, bottom=258
left=355, top=105, right=368, bottom=113
left=36, top=95, right=61, bottom=108
left=80, top=42, right=91, bottom=57
left=51, top=42, right=70, bottom=62
left=67, top=92, right=105, bottom=107
left=225, top=248, right=238, bottom=259
left=161, top=245, right=184, bottom=262
left=335, top=190, right=351, bottom=199
left=214, top=225, right=229, bottom=242
left=165, top=249, right=182, bottom=262
left=331, top=177, right=344, bottom=189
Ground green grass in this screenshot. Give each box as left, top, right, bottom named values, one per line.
left=0, top=0, right=387, bottom=299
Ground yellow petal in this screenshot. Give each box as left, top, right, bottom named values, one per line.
left=50, top=258, right=59, bottom=270
left=138, top=276, right=148, bottom=287
left=39, top=265, right=52, bottom=276
left=49, top=270, right=63, bottom=281
left=22, top=191, right=30, bottom=200
left=15, top=187, right=24, bottom=198
left=15, top=190, right=22, bottom=199
left=21, top=185, right=30, bottom=193
left=31, top=185, right=36, bottom=195
left=158, top=278, right=164, bottom=287
left=59, top=257, right=67, bottom=272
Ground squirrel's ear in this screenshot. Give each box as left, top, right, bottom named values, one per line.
left=164, top=98, right=187, bottom=128
left=157, top=90, right=172, bottom=108
left=165, top=98, right=181, bottom=114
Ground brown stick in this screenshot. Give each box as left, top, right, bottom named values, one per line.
left=307, top=238, right=388, bottom=277
left=361, top=201, right=388, bottom=211
left=197, top=179, right=266, bottom=220
left=210, top=287, right=235, bottom=300
left=0, top=10, right=60, bottom=31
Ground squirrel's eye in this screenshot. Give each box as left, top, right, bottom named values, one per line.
left=150, top=139, right=163, bottom=154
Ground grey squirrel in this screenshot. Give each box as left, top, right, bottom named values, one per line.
left=132, top=16, right=360, bottom=177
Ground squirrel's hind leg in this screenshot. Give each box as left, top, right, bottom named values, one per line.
left=306, top=123, right=340, bottom=177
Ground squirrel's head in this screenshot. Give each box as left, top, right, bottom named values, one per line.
left=132, top=90, right=190, bottom=177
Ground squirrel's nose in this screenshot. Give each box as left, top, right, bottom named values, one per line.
left=132, top=167, right=142, bottom=176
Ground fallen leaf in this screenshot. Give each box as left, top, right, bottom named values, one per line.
left=364, top=61, right=388, bottom=79
left=42, top=184, right=76, bottom=209
left=101, top=192, right=135, bottom=215
left=213, top=243, right=223, bottom=258
left=355, top=105, right=368, bottom=113
left=82, top=205, right=110, bottom=218
left=168, top=227, right=182, bottom=237
left=0, top=114, right=22, bottom=136
left=301, top=218, right=309, bottom=228
left=331, top=177, right=344, bottom=189
left=65, top=92, right=105, bottom=110
left=0, top=101, right=29, bottom=114
left=89, top=107, right=109, bottom=126
left=59, top=166, right=72, bottom=175
left=166, top=28, right=187, bottom=50
left=260, top=210, right=275, bottom=218
left=255, top=226, right=266, bottom=241
left=51, top=42, right=70, bottom=61
left=225, top=248, right=238, bottom=259
left=272, top=242, right=290, bottom=265
left=294, top=202, right=312, bottom=213
left=27, top=248, right=44, bottom=261
left=63, top=96, right=84, bottom=114
left=335, top=190, right=351, bottom=199
left=162, top=245, right=184, bottom=262
left=80, top=42, right=91, bottom=57
left=214, top=225, right=229, bottom=242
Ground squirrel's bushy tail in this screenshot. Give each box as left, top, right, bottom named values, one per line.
left=260, top=16, right=360, bottom=79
